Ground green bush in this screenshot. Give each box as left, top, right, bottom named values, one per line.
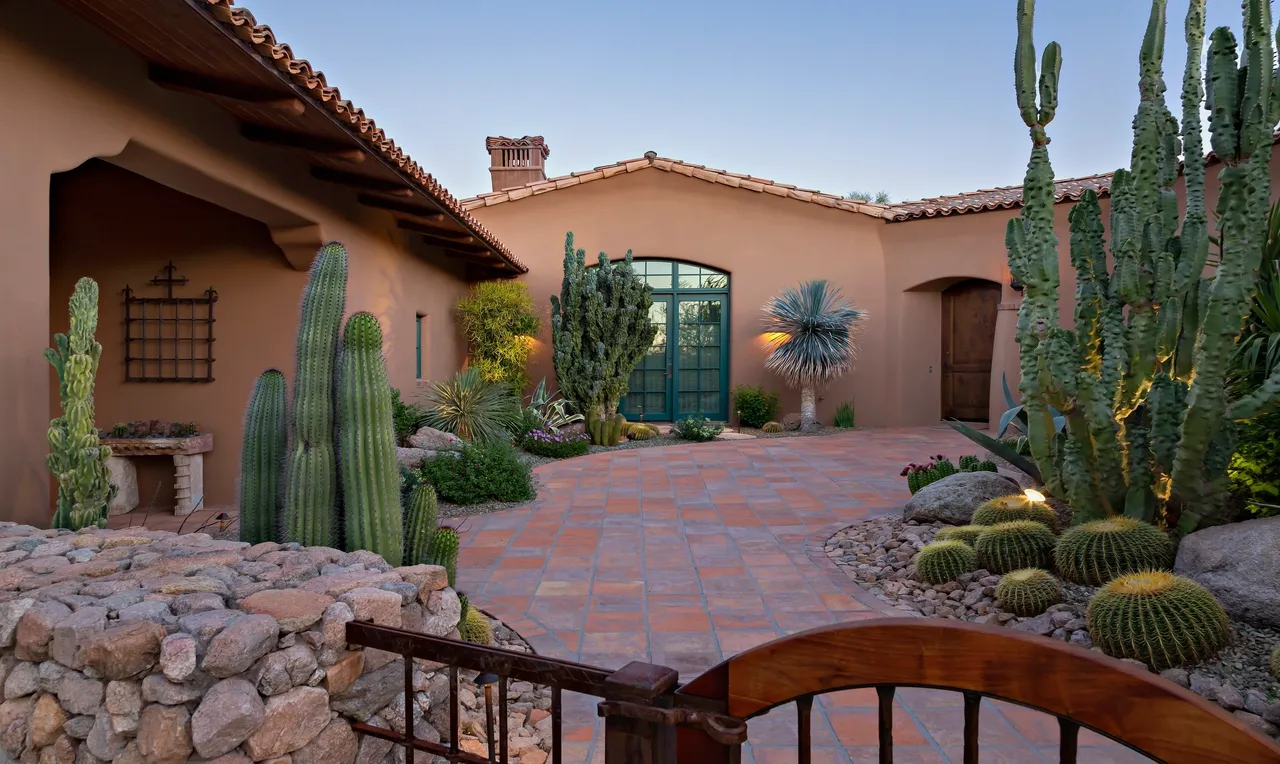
left=421, top=439, right=534, bottom=505
left=833, top=401, right=855, bottom=428
left=456, top=280, right=540, bottom=393
left=673, top=416, right=723, bottom=442
left=521, top=427, right=590, bottom=459
left=391, top=387, right=425, bottom=446
left=419, top=368, right=521, bottom=443
left=732, top=385, right=780, bottom=428
left=1228, top=411, right=1280, bottom=517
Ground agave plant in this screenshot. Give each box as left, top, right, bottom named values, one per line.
left=418, top=367, right=521, bottom=443
left=761, top=280, right=865, bottom=431
left=524, top=377, right=583, bottom=430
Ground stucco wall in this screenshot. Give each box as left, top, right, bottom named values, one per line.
left=1, top=2, right=469, bottom=525
left=468, top=170, right=891, bottom=425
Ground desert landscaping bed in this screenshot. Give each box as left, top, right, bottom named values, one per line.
left=824, top=514, right=1280, bottom=740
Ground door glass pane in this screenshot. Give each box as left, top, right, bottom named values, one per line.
left=620, top=299, right=669, bottom=420
left=676, top=298, right=725, bottom=419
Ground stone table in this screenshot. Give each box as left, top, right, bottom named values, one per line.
left=100, top=433, right=214, bottom=516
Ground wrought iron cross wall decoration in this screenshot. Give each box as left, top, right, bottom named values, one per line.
left=123, top=261, right=218, bottom=382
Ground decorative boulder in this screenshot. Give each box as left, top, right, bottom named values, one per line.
left=395, top=448, right=433, bottom=470
left=406, top=427, right=461, bottom=451
left=106, top=457, right=139, bottom=516
left=1174, top=516, right=1280, bottom=629
left=902, top=471, right=1021, bottom=525
left=781, top=413, right=802, bottom=431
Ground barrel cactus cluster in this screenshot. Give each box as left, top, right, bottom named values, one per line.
left=459, top=607, right=494, bottom=645
left=913, top=540, right=978, bottom=584
left=933, top=525, right=985, bottom=546
left=46, top=278, right=116, bottom=531
left=1006, top=0, right=1280, bottom=532
left=971, top=494, right=1057, bottom=530
left=238, top=243, right=403, bottom=565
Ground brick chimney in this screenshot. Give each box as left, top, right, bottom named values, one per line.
left=486, top=136, right=550, bottom=192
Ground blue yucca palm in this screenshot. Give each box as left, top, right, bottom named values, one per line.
left=761, top=280, right=865, bottom=431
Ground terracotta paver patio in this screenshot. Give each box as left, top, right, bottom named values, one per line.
left=458, top=426, right=1147, bottom=764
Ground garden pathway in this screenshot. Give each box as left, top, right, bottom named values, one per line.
left=458, top=426, right=1145, bottom=764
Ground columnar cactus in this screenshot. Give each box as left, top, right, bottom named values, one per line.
left=995, top=569, right=1061, bottom=617
left=239, top=370, right=287, bottom=544
left=405, top=484, right=439, bottom=566
left=550, top=232, right=655, bottom=443
left=1007, top=0, right=1280, bottom=531
left=285, top=243, right=347, bottom=547
left=974, top=521, right=1057, bottom=574
left=46, top=278, right=115, bottom=530
left=339, top=312, right=403, bottom=566
left=1086, top=571, right=1230, bottom=670
left=913, top=540, right=978, bottom=584
left=427, top=526, right=460, bottom=588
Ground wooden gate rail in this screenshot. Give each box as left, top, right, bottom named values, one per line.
left=345, top=621, right=745, bottom=764
left=675, top=619, right=1280, bottom=764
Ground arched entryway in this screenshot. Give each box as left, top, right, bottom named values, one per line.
left=941, top=278, right=1001, bottom=421
left=619, top=260, right=730, bottom=422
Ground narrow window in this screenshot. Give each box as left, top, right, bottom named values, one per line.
left=415, top=314, right=425, bottom=379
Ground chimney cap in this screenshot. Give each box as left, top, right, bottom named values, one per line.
left=485, top=135, right=550, bottom=159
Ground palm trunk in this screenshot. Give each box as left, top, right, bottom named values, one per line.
left=800, top=386, right=817, bottom=431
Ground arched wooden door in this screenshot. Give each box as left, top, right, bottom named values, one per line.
left=941, top=279, right=1000, bottom=421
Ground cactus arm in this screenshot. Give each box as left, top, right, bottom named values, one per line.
left=285, top=243, right=347, bottom=547
left=1228, top=365, right=1280, bottom=420
left=339, top=312, right=403, bottom=567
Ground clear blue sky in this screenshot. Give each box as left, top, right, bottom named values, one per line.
left=240, top=0, right=1239, bottom=203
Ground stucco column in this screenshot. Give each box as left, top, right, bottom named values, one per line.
left=989, top=282, right=1023, bottom=429
left=0, top=167, right=53, bottom=526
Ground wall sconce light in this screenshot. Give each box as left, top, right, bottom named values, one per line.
left=1009, top=277, right=1025, bottom=293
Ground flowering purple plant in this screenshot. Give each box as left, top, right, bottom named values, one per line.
left=520, top=426, right=590, bottom=458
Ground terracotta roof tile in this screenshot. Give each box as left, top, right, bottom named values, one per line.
left=462, top=154, right=892, bottom=218
left=885, top=173, right=1115, bottom=222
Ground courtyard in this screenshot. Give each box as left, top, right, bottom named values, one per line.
left=456, top=427, right=1143, bottom=763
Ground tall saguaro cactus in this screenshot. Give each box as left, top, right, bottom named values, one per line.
left=285, top=243, right=348, bottom=547
left=1009, top=0, right=1280, bottom=533
left=46, top=278, right=115, bottom=530
left=239, top=369, right=287, bottom=544
left=550, top=232, right=654, bottom=442
left=339, top=312, right=403, bottom=567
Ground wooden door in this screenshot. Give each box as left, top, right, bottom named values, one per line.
left=941, top=279, right=1000, bottom=421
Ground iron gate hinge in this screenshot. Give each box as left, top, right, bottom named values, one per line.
left=597, top=700, right=748, bottom=745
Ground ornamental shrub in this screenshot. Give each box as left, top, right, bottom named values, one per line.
left=521, top=427, right=590, bottom=459
left=421, top=439, right=534, bottom=505
left=673, top=416, right=723, bottom=442
left=732, top=384, right=780, bottom=428
left=419, top=368, right=522, bottom=443
left=456, top=280, right=541, bottom=393
left=390, top=387, right=425, bottom=446
left=1228, top=410, right=1280, bottom=517
left=833, top=401, right=856, bottom=428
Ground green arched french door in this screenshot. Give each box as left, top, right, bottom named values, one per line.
left=619, top=260, right=730, bottom=422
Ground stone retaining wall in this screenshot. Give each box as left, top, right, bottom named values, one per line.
left=0, top=522, right=462, bottom=764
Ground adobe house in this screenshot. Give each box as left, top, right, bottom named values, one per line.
left=463, top=138, right=1115, bottom=429
left=0, top=0, right=526, bottom=527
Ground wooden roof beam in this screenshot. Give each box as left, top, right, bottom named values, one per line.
left=396, top=218, right=472, bottom=239
left=149, top=65, right=305, bottom=115
left=241, top=123, right=365, bottom=162
left=356, top=194, right=446, bottom=221
left=310, top=166, right=414, bottom=196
